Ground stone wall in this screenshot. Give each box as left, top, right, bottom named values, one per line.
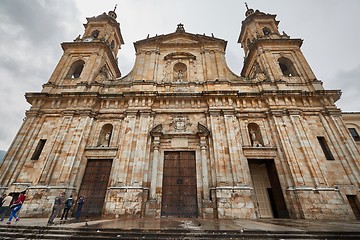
left=104, top=188, right=146, bottom=217
left=215, top=188, right=256, bottom=219
left=296, top=190, right=356, bottom=220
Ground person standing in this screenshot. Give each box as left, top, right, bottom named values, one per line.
left=60, top=194, right=74, bottom=221
left=1, top=194, right=13, bottom=221
left=75, top=196, right=85, bottom=220
left=0, top=194, right=4, bottom=215
left=47, top=192, right=65, bottom=225
left=0, top=194, right=3, bottom=207
left=7, top=192, right=26, bottom=224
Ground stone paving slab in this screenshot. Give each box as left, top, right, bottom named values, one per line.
left=2, top=217, right=360, bottom=234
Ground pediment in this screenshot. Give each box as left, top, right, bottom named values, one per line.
left=162, top=37, right=199, bottom=44
left=164, top=52, right=196, bottom=60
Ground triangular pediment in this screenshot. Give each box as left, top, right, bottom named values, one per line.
left=162, top=37, right=199, bottom=44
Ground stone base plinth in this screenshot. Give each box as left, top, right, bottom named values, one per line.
left=16, top=186, right=76, bottom=217
left=215, top=187, right=256, bottom=219
left=293, top=188, right=356, bottom=220
left=104, top=187, right=147, bottom=217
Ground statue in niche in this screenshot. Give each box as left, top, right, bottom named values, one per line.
left=96, top=65, right=109, bottom=81
left=100, top=132, right=111, bottom=147
left=250, top=129, right=262, bottom=147
left=177, top=70, right=183, bottom=82
left=173, top=69, right=188, bottom=82
left=253, top=61, right=267, bottom=81
left=173, top=62, right=187, bottom=82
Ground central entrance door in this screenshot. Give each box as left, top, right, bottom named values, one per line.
left=249, top=159, right=289, bottom=219
left=161, top=151, right=198, bottom=218
left=78, top=159, right=112, bottom=217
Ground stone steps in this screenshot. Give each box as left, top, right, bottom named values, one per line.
left=0, top=225, right=359, bottom=239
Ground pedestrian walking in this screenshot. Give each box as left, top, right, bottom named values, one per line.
left=0, top=193, right=13, bottom=221
left=75, top=196, right=85, bottom=219
left=60, top=195, right=74, bottom=220
left=7, top=192, right=26, bottom=224
left=47, top=192, right=65, bottom=225
left=0, top=194, right=4, bottom=212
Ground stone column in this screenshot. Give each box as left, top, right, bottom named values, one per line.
left=39, top=114, right=73, bottom=184
left=199, top=135, right=209, bottom=200
left=59, top=115, right=93, bottom=184
left=150, top=135, right=161, bottom=199
left=117, top=112, right=137, bottom=185
left=130, top=112, right=152, bottom=185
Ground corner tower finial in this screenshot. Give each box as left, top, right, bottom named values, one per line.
left=108, top=4, right=117, bottom=19
left=244, top=2, right=254, bottom=17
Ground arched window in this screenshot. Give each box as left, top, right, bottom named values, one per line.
left=110, top=40, right=115, bottom=49
left=98, top=124, right=113, bottom=147
left=66, top=60, right=85, bottom=79
left=248, top=123, right=264, bottom=147
left=278, top=57, right=298, bottom=77
left=91, top=30, right=100, bottom=39
left=262, top=27, right=271, bottom=36
left=173, top=62, right=187, bottom=82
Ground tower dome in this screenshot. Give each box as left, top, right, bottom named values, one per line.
left=245, top=2, right=254, bottom=17
left=108, top=5, right=117, bottom=19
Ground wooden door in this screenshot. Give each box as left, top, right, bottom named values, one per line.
left=347, top=195, right=360, bottom=220
left=161, top=151, right=198, bottom=218
left=78, top=159, right=112, bottom=217
left=249, top=163, right=273, bottom=218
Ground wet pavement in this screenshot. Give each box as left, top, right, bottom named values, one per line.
left=2, top=217, right=360, bottom=233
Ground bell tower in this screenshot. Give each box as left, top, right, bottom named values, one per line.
left=44, top=7, right=124, bottom=91
left=238, top=4, right=322, bottom=90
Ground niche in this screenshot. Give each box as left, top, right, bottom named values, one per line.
left=248, top=123, right=264, bottom=147
left=173, top=62, right=187, bottom=82
left=98, top=124, right=113, bottom=147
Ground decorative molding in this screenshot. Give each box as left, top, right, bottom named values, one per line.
left=197, top=122, right=211, bottom=136
left=212, top=186, right=253, bottom=191
left=287, top=186, right=339, bottom=192
left=169, top=116, right=191, bottom=132
left=164, top=51, right=196, bottom=60
left=150, top=124, right=163, bottom=135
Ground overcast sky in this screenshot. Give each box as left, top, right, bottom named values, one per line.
left=0, top=0, right=359, bottom=151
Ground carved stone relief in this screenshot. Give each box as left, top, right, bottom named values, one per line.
left=169, top=115, right=192, bottom=132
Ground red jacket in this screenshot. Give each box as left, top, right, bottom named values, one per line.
left=13, top=194, right=26, bottom=205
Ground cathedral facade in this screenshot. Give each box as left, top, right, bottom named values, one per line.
left=1, top=7, right=359, bottom=220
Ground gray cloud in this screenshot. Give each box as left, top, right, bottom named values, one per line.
left=0, top=0, right=80, bottom=150
left=326, top=65, right=360, bottom=112
left=0, top=0, right=359, bottom=150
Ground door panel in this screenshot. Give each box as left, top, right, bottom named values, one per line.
left=249, top=163, right=273, bottom=218
left=161, top=151, right=198, bottom=218
left=78, top=159, right=112, bottom=217
left=249, top=160, right=289, bottom=219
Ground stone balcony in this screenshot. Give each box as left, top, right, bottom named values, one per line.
left=242, top=146, right=277, bottom=159
left=84, top=146, right=118, bottom=159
